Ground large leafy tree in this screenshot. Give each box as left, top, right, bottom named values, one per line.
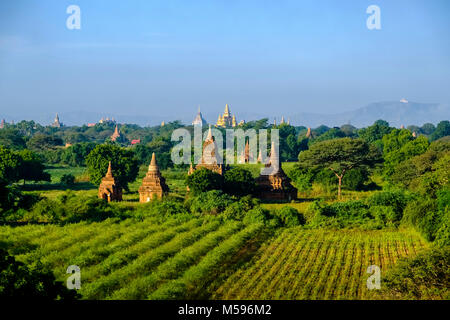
left=17, top=149, right=50, bottom=185
left=26, top=133, right=63, bottom=151
left=86, top=144, right=139, bottom=191
left=357, top=119, right=392, bottom=145
left=431, top=120, right=450, bottom=141
left=62, top=142, right=97, bottom=167
left=382, top=129, right=429, bottom=177
left=0, top=128, right=26, bottom=150
left=298, top=138, right=382, bottom=198
left=0, top=146, right=23, bottom=183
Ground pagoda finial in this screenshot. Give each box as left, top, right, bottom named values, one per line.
left=269, top=141, right=280, bottom=173
left=224, top=104, right=230, bottom=115
left=148, top=152, right=158, bottom=172
left=106, top=161, right=113, bottom=177
left=206, top=125, right=213, bottom=141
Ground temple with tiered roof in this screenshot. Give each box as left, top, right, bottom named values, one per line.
left=139, top=153, right=169, bottom=202
left=255, top=141, right=297, bottom=201
left=188, top=125, right=224, bottom=176
left=98, top=162, right=122, bottom=202
left=216, top=104, right=237, bottom=128
left=52, top=113, right=62, bottom=128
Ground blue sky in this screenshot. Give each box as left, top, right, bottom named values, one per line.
left=0, top=0, right=449, bottom=124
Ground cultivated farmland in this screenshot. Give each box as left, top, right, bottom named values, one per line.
left=214, top=228, right=428, bottom=300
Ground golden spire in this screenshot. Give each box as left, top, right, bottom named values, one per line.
left=224, top=104, right=230, bottom=116
left=306, top=127, right=312, bottom=138
left=148, top=152, right=158, bottom=172
left=106, top=161, right=113, bottom=177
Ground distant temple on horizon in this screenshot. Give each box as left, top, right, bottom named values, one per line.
left=51, top=113, right=62, bottom=128
left=216, top=104, right=237, bottom=128
left=192, top=107, right=207, bottom=126
left=111, top=125, right=125, bottom=142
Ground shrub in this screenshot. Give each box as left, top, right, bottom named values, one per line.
left=23, top=198, right=63, bottom=223
left=60, top=174, right=75, bottom=186
left=0, top=248, right=79, bottom=299
left=222, top=196, right=259, bottom=221
left=134, top=197, right=191, bottom=222
left=366, top=191, right=409, bottom=220
left=243, top=207, right=281, bottom=227
left=189, top=190, right=233, bottom=215
left=275, top=206, right=306, bottom=227
left=382, top=247, right=450, bottom=300
left=402, top=198, right=440, bottom=241
left=186, top=168, right=224, bottom=195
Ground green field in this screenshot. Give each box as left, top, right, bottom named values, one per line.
left=0, top=217, right=427, bottom=300
left=214, top=228, right=428, bottom=300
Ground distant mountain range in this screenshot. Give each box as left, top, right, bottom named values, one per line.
left=1, top=100, right=448, bottom=128
left=287, top=101, right=450, bottom=128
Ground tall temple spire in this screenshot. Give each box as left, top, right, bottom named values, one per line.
left=139, top=152, right=169, bottom=201
left=148, top=152, right=158, bottom=172
left=269, top=141, right=280, bottom=172
left=224, top=104, right=230, bottom=116
left=52, top=113, right=61, bottom=127
left=206, top=125, right=213, bottom=141
left=111, top=124, right=122, bottom=142
left=106, top=161, right=113, bottom=177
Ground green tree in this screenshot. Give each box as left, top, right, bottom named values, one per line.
left=357, top=120, right=392, bottom=144
left=431, top=120, right=450, bottom=141
left=26, top=134, right=63, bottom=151
left=0, top=146, right=23, bottom=183
left=17, top=149, right=50, bottom=185
left=420, top=123, right=436, bottom=135
left=62, top=142, right=97, bottom=166
left=224, top=167, right=256, bottom=196
left=0, top=128, right=26, bottom=150
left=298, top=138, right=381, bottom=198
left=86, top=144, right=139, bottom=191
left=60, top=174, right=75, bottom=186
left=186, top=168, right=224, bottom=195
left=382, top=129, right=429, bottom=177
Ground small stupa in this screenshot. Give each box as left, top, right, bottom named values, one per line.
left=98, top=162, right=122, bottom=202
left=139, top=153, right=169, bottom=202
